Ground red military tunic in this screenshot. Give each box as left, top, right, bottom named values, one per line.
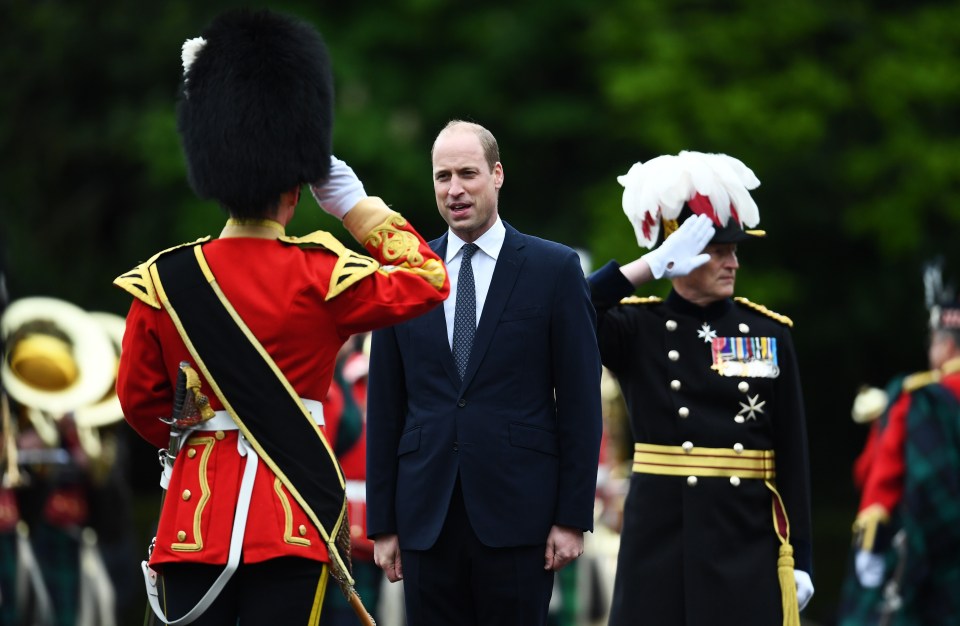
left=856, top=359, right=960, bottom=545
left=115, top=199, right=449, bottom=567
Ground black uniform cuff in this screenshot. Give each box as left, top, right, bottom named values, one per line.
left=589, top=261, right=636, bottom=306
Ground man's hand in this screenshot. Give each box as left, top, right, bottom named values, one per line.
left=309, top=156, right=367, bottom=220
left=794, top=569, right=814, bottom=610
left=544, top=525, right=583, bottom=572
left=855, top=550, right=885, bottom=588
left=640, top=213, right=715, bottom=279
left=373, top=534, right=403, bottom=582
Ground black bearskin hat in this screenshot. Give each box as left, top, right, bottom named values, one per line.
left=176, top=9, right=333, bottom=217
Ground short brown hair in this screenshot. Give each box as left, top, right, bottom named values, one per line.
left=433, top=120, right=500, bottom=171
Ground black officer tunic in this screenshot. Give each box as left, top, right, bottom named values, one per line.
left=590, top=261, right=813, bottom=626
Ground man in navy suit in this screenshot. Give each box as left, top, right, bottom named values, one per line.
left=366, top=120, right=603, bottom=625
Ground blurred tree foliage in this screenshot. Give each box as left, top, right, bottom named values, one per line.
left=2, top=0, right=959, bottom=620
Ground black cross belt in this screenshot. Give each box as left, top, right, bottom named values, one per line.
left=153, top=245, right=346, bottom=552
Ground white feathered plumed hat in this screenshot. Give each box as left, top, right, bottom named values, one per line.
left=618, top=150, right=765, bottom=249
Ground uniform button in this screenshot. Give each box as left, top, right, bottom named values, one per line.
left=678, top=407, right=690, bottom=419
left=215, top=430, right=225, bottom=440
left=457, top=398, right=467, bottom=408
left=734, top=415, right=746, bottom=424
left=177, top=531, right=187, bottom=542
left=666, top=320, right=678, bottom=331
left=298, top=524, right=308, bottom=537
left=668, top=350, right=679, bottom=361
left=181, top=490, right=191, bottom=501
left=730, top=476, right=741, bottom=487
left=739, top=323, right=750, bottom=334
left=187, top=449, right=197, bottom=459
left=686, top=476, right=698, bottom=486
left=453, top=442, right=459, bottom=452
left=738, top=381, right=749, bottom=393
left=670, top=379, right=681, bottom=391
left=681, top=441, right=693, bottom=453
left=733, top=443, right=744, bottom=454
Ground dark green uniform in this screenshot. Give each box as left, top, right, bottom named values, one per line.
left=590, top=261, right=813, bottom=626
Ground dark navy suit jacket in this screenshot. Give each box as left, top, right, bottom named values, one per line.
left=366, top=222, right=603, bottom=550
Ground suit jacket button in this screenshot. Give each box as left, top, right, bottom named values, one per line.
left=453, top=442, right=459, bottom=452
left=457, top=398, right=467, bottom=407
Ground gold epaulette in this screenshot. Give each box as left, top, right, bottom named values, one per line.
left=902, top=369, right=939, bottom=393
left=280, top=230, right=379, bottom=301
left=113, top=237, right=210, bottom=309
left=941, top=356, right=960, bottom=377
left=734, top=297, right=793, bottom=327
left=619, top=296, right=663, bottom=305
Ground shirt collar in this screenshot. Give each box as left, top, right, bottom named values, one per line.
left=445, top=218, right=505, bottom=263
left=220, top=218, right=285, bottom=239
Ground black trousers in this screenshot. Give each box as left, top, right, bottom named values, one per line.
left=159, top=556, right=328, bottom=625
left=401, top=478, right=555, bottom=626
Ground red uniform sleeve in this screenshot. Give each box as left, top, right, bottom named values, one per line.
left=322, top=207, right=449, bottom=336
left=858, top=392, right=910, bottom=515
left=852, top=421, right=882, bottom=492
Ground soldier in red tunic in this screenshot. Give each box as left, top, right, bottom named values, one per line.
left=850, top=262, right=960, bottom=624
left=113, top=9, right=449, bottom=625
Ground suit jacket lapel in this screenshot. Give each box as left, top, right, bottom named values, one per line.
left=460, top=224, right=525, bottom=390
left=427, top=233, right=461, bottom=388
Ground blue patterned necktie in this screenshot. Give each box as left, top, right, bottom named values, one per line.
left=452, top=243, right=479, bottom=380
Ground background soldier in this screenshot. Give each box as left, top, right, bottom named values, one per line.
left=836, top=378, right=905, bottom=625
left=114, top=8, right=448, bottom=625
left=1, top=296, right=122, bottom=626
left=850, top=261, right=960, bottom=624
left=588, top=151, right=814, bottom=625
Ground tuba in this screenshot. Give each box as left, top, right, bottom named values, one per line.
left=1, top=296, right=116, bottom=483
left=1, top=297, right=121, bottom=626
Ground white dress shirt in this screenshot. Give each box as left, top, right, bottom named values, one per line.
left=443, top=218, right=505, bottom=350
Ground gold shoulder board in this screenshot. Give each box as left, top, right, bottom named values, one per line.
left=902, top=369, right=939, bottom=393
left=734, top=297, right=794, bottom=327
left=280, top=230, right=380, bottom=300
left=619, top=296, right=663, bottom=305
left=113, top=237, right=210, bottom=309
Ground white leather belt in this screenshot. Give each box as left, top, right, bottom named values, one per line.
left=144, top=397, right=324, bottom=624
left=144, top=434, right=258, bottom=625
left=201, top=398, right=324, bottom=430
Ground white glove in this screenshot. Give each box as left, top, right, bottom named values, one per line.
left=309, top=156, right=367, bottom=220
left=855, top=550, right=885, bottom=588
left=640, top=214, right=715, bottom=279
left=794, top=569, right=814, bottom=611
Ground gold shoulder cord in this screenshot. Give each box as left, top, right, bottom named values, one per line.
left=734, top=297, right=794, bottom=327
left=619, top=295, right=663, bottom=305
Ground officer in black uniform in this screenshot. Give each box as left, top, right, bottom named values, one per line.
left=588, top=151, right=814, bottom=626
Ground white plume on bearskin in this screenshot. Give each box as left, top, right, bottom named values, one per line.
left=618, top=151, right=761, bottom=249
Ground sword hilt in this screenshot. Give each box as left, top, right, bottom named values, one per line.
left=172, top=360, right=189, bottom=421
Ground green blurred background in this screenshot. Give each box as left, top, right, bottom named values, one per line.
left=3, top=0, right=960, bottom=623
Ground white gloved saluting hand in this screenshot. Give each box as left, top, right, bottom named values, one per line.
left=309, top=156, right=367, bottom=220
left=640, top=213, right=715, bottom=279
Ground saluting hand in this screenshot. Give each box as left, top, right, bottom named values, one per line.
left=544, top=525, right=584, bottom=572
left=309, top=156, right=367, bottom=220
left=641, top=213, right=715, bottom=279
